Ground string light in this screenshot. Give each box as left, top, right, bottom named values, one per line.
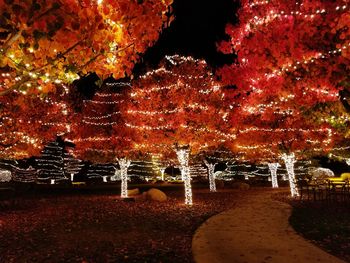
left=281, top=153, right=299, bottom=197
left=204, top=160, right=216, bottom=192
left=86, top=164, right=115, bottom=181
left=165, top=55, right=205, bottom=66
left=83, top=111, right=121, bottom=120
left=234, top=3, right=348, bottom=49
left=176, top=147, right=192, bottom=205
left=118, top=158, right=131, bottom=198
left=82, top=120, right=119, bottom=126
left=83, top=99, right=124, bottom=105
left=64, top=153, right=83, bottom=181
left=36, top=141, right=68, bottom=182
left=105, top=82, right=131, bottom=87
left=130, top=82, right=220, bottom=98
left=160, top=167, right=166, bottom=180
left=268, top=163, right=279, bottom=188
left=12, top=166, right=37, bottom=183
left=0, top=170, right=11, bottom=182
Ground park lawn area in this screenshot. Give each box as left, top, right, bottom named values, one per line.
left=0, top=188, right=243, bottom=263
left=275, top=193, right=350, bottom=262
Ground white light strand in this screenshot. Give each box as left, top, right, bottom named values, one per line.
left=83, top=111, right=121, bottom=120
left=105, top=82, right=131, bottom=87
left=83, top=99, right=124, bottom=105
left=141, top=67, right=213, bottom=80
left=176, top=148, right=192, bottom=205
left=234, top=3, right=348, bottom=49
left=82, top=120, right=119, bottom=126
left=0, top=170, right=11, bottom=182
left=268, top=163, right=279, bottom=188
left=281, top=153, right=299, bottom=197
left=165, top=55, right=206, bottom=66
left=204, top=160, right=217, bottom=192
left=118, top=158, right=131, bottom=198
left=160, top=167, right=166, bottom=181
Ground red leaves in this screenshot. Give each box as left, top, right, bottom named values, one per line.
left=215, top=0, right=349, bottom=160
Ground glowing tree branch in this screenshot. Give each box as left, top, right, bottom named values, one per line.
left=204, top=160, right=217, bottom=192
left=118, top=158, right=131, bottom=198
left=281, top=153, right=299, bottom=197
left=268, top=163, right=280, bottom=188
left=176, top=147, right=192, bottom=205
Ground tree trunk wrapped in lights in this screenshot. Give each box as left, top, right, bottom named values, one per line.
left=281, top=153, right=299, bottom=197
left=160, top=167, right=166, bottom=181
left=268, top=163, right=279, bottom=188
left=176, top=147, right=192, bottom=205
left=118, top=158, right=131, bottom=198
left=204, top=160, right=217, bottom=192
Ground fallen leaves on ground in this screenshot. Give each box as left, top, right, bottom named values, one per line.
left=0, top=189, right=243, bottom=263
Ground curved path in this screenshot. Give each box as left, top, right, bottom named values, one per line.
left=192, top=189, right=345, bottom=263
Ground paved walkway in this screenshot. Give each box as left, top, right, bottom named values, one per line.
left=192, top=189, right=345, bottom=263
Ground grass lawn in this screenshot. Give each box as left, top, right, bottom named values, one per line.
left=0, top=187, right=244, bottom=263
left=275, top=193, right=350, bottom=262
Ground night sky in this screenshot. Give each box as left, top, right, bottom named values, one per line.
left=134, top=0, right=238, bottom=74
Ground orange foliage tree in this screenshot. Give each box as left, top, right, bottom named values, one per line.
left=71, top=81, right=138, bottom=198
left=0, top=88, right=71, bottom=159
left=126, top=55, right=231, bottom=204
left=0, top=0, right=173, bottom=95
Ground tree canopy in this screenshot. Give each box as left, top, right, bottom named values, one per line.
left=0, top=0, right=173, bottom=95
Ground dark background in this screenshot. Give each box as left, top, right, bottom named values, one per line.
left=133, top=0, right=238, bottom=74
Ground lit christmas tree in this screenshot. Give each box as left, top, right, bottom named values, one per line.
left=36, top=137, right=67, bottom=183
left=63, top=152, right=83, bottom=182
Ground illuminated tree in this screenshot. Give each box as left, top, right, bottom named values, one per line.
left=63, top=151, right=83, bottom=181
left=268, top=163, right=279, bottom=188
left=0, top=89, right=71, bottom=159
left=126, top=55, right=231, bottom=204
left=0, top=0, right=173, bottom=95
left=203, top=159, right=216, bottom=192
left=218, top=0, right=350, bottom=98
left=217, top=0, right=348, bottom=196
left=36, top=136, right=75, bottom=183
left=230, top=117, right=336, bottom=196
left=71, top=81, right=137, bottom=198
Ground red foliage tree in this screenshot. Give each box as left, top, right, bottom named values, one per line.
left=216, top=0, right=348, bottom=196
left=126, top=55, right=231, bottom=204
